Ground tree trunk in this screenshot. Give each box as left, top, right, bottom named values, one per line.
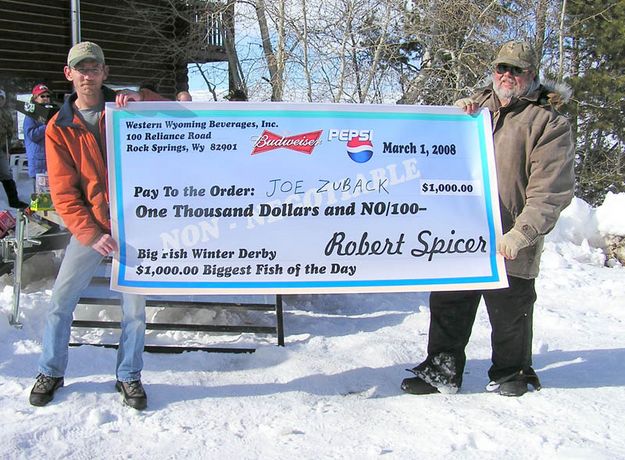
left=255, top=0, right=284, bottom=101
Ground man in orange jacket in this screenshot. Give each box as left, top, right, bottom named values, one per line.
left=30, top=42, right=164, bottom=410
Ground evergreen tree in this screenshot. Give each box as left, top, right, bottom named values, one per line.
left=566, top=0, right=625, bottom=205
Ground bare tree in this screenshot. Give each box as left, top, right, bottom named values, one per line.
left=126, top=0, right=246, bottom=99
left=535, top=0, right=548, bottom=61
left=397, top=0, right=508, bottom=105
left=557, top=0, right=568, bottom=82
left=222, top=0, right=246, bottom=91
left=254, top=0, right=286, bottom=101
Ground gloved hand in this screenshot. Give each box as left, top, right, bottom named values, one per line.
left=497, top=228, right=531, bottom=260
left=454, top=97, right=479, bottom=114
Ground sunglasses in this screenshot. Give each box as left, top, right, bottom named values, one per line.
left=38, top=94, right=51, bottom=98
left=495, top=64, right=529, bottom=76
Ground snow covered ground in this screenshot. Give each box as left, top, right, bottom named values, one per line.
left=1, top=176, right=624, bottom=459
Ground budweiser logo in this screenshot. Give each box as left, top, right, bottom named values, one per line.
left=251, top=130, right=323, bottom=155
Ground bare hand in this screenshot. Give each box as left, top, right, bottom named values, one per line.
left=454, top=97, right=480, bottom=115
left=92, top=234, right=118, bottom=256
left=115, top=90, right=143, bottom=108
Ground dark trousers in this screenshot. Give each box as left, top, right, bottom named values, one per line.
left=427, top=276, right=536, bottom=384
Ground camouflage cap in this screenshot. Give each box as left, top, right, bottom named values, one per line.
left=67, top=41, right=105, bottom=68
left=493, top=41, right=536, bottom=69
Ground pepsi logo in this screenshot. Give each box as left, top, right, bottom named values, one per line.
left=346, top=136, right=374, bottom=163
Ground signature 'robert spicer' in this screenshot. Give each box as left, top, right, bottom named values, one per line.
left=324, top=230, right=487, bottom=261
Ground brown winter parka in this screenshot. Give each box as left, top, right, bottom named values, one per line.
left=470, top=82, right=575, bottom=279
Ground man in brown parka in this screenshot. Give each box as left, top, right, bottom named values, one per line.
left=402, top=41, right=575, bottom=397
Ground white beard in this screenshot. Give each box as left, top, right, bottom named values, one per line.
left=493, top=76, right=537, bottom=102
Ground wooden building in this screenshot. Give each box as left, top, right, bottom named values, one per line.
left=0, top=0, right=232, bottom=100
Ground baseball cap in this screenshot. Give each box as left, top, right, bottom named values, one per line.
left=32, top=83, right=50, bottom=97
left=67, top=41, right=105, bottom=68
left=0, top=89, right=5, bottom=98
left=493, top=41, right=536, bottom=69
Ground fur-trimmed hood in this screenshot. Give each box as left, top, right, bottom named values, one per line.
left=537, top=79, right=572, bottom=109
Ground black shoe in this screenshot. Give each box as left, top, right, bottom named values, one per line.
left=401, top=353, right=462, bottom=395
left=486, top=368, right=541, bottom=397
left=498, top=380, right=528, bottom=397
left=29, top=374, right=64, bottom=406
left=401, top=375, right=440, bottom=395
left=115, top=380, right=147, bottom=410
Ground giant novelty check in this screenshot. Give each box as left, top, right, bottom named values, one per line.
left=106, top=102, right=506, bottom=294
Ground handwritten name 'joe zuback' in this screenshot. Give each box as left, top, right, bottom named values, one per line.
left=324, top=230, right=486, bottom=261
left=266, top=177, right=389, bottom=198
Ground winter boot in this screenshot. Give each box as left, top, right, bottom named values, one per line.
left=1, top=179, right=28, bottom=209
left=401, top=352, right=462, bottom=395
left=486, top=368, right=542, bottom=397
left=401, top=374, right=440, bottom=394
left=29, top=374, right=64, bottom=406
left=116, top=380, right=147, bottom=410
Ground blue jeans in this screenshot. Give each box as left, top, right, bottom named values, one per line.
left=38, top=236, right=146, bottom=382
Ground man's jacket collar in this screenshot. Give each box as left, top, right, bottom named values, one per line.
left=55, top=85, right=116, bottom=127
left=480, top=80, right=570, bottom=111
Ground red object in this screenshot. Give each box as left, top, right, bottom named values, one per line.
left=251, top=130, right=323, bottom=155
left=32, top=83, right=50, bottom=97
left=0, top=210, right=16, bottom=238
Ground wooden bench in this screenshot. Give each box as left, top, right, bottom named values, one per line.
left=5, top=210, right=285, bottom=352
left=71, top=262, right=284, bottom=353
